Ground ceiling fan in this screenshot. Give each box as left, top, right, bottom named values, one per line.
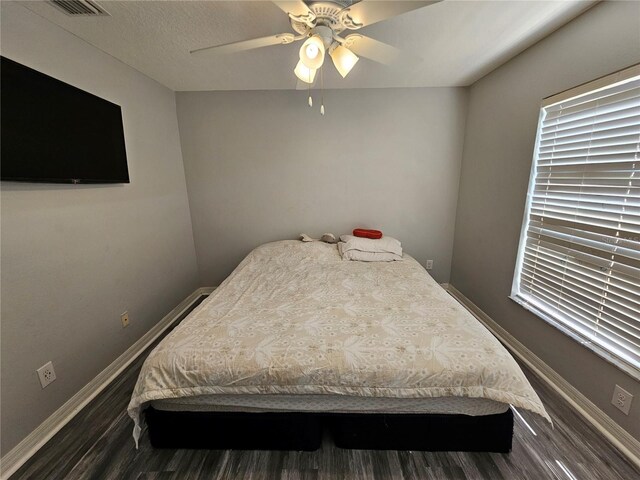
left=190, top=0, right=442, bottom=88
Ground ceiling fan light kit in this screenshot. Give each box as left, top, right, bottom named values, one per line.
left=329, top=43, right=359, bottom=78
left=294, top=59, right=317, bottom=83
left=299, top=34, right=326, bottom=69
left=191, top=1, right=442, bottom=114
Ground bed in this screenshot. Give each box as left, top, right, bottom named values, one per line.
left=128, top=240, right=550, bottom=452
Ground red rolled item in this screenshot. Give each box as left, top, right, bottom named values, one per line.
left=353, top=228, right=383, bottom=239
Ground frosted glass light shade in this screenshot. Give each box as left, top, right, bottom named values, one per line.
left=294, top=60, right=316, bottom=83
left=299, top=35, right=325, bottom=69
left=330, top=45, right=359, bottom=78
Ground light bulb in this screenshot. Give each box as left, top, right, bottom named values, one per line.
left=320, top=104, right=325, bottom=115
left=299, top=35, right=325, bottom=69
left=305, top=44, right=319, bottom=59
left=308, top=96, right=313, bottom=107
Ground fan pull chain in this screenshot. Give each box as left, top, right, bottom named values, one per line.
left=320, top=64, right=325, bottom=115
left=308, top=68, right=313, bottom=107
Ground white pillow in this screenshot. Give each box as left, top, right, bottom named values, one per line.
left=338, top=242, right=402, bottom=262
left=339, top=234, right=402, bottom=256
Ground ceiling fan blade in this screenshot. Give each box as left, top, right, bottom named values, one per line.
left=191, top=33, right=297, bottom=56
left=272, top=1, right=316, bottom=24
left=340, top=1, right=441, bottom=29
left=343, top=34, right=401, bottom=65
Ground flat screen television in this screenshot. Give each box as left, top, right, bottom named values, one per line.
left=1, top=56, right=129, bottom=184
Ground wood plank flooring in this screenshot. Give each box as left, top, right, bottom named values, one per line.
left=10, top=296, right=640, bottom=479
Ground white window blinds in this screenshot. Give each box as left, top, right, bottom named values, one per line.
left=512, top=67, right=640, bottom=376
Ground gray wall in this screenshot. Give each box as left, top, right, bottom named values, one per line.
left=0, top=3, right=199, bottom=454
left=451, top=0, right=640, bottom=439
left=176, top=88, right=468, bottom=286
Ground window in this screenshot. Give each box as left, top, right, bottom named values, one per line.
left=512, top=65, right=640, bottom=378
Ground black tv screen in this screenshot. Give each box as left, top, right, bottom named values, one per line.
left=1, top=56, right=129, bottom=184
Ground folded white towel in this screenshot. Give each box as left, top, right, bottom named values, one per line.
left=339, top=234, right=402, bottom=256
left=339, top=242, right=402, bottom=262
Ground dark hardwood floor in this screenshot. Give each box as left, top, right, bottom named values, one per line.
left=10, top=296, right=640, bottom=479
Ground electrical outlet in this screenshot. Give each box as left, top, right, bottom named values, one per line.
left=611, top=385, right=633, bottom=415
left=121, top=311, right=129, bottom=328
left=36, top=361, right=57, bottom=389
left=426, top=259, right=434, bottom=270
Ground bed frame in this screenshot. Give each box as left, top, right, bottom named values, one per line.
left=145, top=407, right=514, bottom=453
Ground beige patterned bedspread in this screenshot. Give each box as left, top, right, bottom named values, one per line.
left=128, top=240, right=550, bottom=443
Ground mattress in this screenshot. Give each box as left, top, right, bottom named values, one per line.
left=151, top=394, right=510, bottom=416
left=128, top=240, right=550, bottom=446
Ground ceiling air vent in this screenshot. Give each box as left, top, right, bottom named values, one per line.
left=49, top=0, right=109, bottom=16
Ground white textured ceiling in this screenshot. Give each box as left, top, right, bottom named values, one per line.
left=16, top=0, right=596, bottom=91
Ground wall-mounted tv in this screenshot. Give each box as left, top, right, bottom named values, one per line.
left=1, top=56, right=129, bottom=184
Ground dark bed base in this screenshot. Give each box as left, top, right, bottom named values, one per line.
left=145, top=408, right=323, bottom=451
left=328, top=410, right=514, bottom=452
left=145, top=407, right=513, bottom=453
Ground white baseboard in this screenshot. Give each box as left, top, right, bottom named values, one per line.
left=442, top=283, right=640, bottom=470
left=0, top=287, right=215, bottom=480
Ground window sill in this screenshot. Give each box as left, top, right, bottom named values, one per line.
left=509, top=295, right=640, bottom=382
